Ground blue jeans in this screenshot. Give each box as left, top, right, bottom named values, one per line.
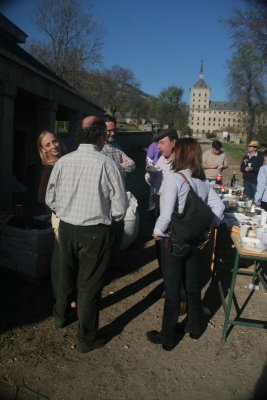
left=244, top=181, right=257, bottom=200
left=159, top=239, right=200, bottom=301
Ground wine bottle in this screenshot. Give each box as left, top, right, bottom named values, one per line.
left=230, top=171, right=237, bottom=187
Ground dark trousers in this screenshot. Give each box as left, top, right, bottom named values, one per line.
left=110, top=219, right=124, bottom=263
left=159, top=239, right=202, bottom=334
left=244, top=181, right=257, bottom=200
left=55, top=221, right=110, bottom=345
left=160, top=239, right=200, bottom=301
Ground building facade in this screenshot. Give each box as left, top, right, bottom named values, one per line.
left=188, top=62, right=247, bottom=136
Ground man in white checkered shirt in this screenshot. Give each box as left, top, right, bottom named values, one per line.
left=46, top=116, right=128, bottom=353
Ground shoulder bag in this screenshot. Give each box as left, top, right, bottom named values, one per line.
left=170, top=171, right=214, bottom=257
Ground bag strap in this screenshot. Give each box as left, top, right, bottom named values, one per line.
left=176, top=171, right=191, bottom=187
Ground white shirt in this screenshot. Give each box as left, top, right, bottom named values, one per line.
left=153, top=169, right=225, bottom=237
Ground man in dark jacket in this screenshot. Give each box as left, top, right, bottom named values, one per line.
left=240, top=140, right=264, bottom=199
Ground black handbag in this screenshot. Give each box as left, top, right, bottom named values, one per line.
left=170, top=172, right=214, bottom=257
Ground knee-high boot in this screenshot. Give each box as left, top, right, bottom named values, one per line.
left=146, top=298, right=180, bottom=351
left=184, top=292, right=202, bottom=337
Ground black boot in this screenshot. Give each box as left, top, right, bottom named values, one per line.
left=184, top=292, right=202, bottom=339
left=146, top=299, right=180, bottom=351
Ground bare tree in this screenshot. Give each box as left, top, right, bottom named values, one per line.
left=226, top=0, right=267, bottom=61
left=96, top=65, right=140, bottom=116
left=27, top=0, right=104, bottom=87
left=227, top=43, right=266, bottom=142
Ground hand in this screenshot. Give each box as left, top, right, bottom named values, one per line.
left=153, top=234, right=160, bottom=241
left=150, top=193, right=160, bottom=204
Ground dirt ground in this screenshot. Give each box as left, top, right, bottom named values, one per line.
left=0, top=143, right=266, bottom=400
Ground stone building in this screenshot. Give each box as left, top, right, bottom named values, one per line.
left=188, top=62, right=247, bottom=138
left=0, top=13, right=103, bottom=212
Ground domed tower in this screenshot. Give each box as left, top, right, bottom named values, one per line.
left=189, top=61, right=211, bottom=134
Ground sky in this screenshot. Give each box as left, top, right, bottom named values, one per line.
left=1, top=0, right=246, bottom=104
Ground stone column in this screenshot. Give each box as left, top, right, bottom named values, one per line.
left=0, top=82, right=17, bottom=211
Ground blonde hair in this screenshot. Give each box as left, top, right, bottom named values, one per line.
left=37, top=131, right=66, bottom=166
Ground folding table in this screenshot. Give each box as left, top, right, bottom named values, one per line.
left=221, top=232, right=267, bottom=342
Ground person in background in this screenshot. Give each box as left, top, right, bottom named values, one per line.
left=146, top=141, right=160, bottom=166
left=254, top=150, right=267, bottom=211
left=46, top=116, right=128, bottom=353
left=37, top=131, right=68, bottom=301
left=146, top=138, right=224, bottom=351
left=240, top=140, right=263, bottom=199
left=82, top=115, right=134, bottom=266
left=145, top=129, right=178, bottom=197
left=81, top=115, right=135, bottom=177
left=202, top=140, right=228, bottom=182
left=103, top=114, right=121, bottom=150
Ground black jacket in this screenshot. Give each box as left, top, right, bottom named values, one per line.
left=240, top=152, right=264, bottom=184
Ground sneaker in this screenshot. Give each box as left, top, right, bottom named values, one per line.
left=76, top=338, right=106, bottom=353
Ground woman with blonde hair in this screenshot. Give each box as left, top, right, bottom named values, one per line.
left=37, top=131, right=67, bottom=300
left=37, top=131, right=65, bottom=204
left=146, top=138, right=224, bottom=351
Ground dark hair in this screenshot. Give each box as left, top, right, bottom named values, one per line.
left=212, top=140, right=222, bottom=150
left=76, top=117, right=106, bottom=144
left=103, top=114, right=117, bottom=124
left=171, top=138, right=206, bottom=180
left=264, top=150, right=267, bottom=157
